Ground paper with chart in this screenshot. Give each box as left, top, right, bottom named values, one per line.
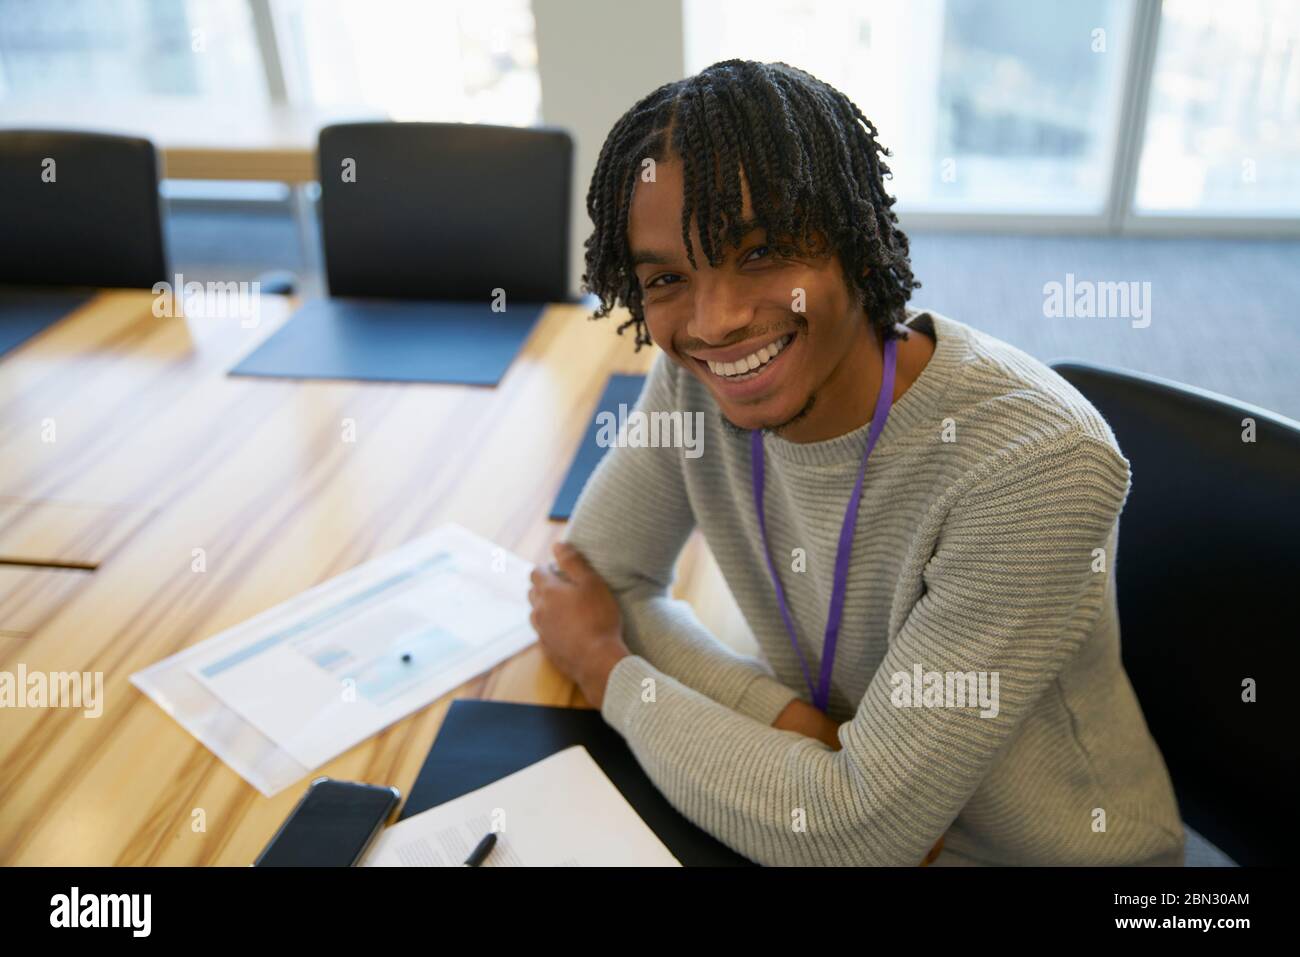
left=362, top=746, right=681, bottom=867
left=175, top=523, right=535, bottom=770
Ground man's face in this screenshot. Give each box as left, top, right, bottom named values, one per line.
left=627, top=156, right=865, bottom=433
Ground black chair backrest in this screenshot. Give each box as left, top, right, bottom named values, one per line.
left=1052, top=361, right=1298, bottom=866
left=318, top=122, right=572, bottom=302
left=0, top=129, right=167, bottom=288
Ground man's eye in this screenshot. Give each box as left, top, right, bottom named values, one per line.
left=744, top=245, right=771, bottom=263
left=646, top=273, right=682, bottom=288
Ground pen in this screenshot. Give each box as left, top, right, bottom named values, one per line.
left=462, top=832, right=497, bottom=867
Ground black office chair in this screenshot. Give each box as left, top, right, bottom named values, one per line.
left=0, top=129, right=167, bottom=288
left=1051, top=361, right=1298, bottom=867
left=317, top=122, right=573, bottom=302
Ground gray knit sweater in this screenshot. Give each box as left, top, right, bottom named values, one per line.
left=566, top=309, right=1185, bottom=866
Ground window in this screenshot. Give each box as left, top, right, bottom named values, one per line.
left=0, top=0, right=266, bottom=105
left=270, top=0, right=541, bottom=125
left=683, top=0, right=1132, bottom=214
left=1134, top=0, right=1300, bottom=216
left=5, top=0, right=1295, bottom=228
left=0, top=0, right=541, bottom=127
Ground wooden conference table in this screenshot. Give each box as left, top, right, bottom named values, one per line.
left=0, top=291, right=746, bottom=865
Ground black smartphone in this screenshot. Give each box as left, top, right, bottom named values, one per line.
left=254, top=777, right=401, bottom=866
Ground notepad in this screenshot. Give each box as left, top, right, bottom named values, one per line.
left=132, top=524, right=536, bottom=795
left=400, top=699, right=753, bottom=865
left=362, top=745, right=680, bottom=867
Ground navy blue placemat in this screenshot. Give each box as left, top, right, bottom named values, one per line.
left=229, top=297, right=546, bottom=386
left=0, top=287, right=95, bottom=360
left=549, top=373, right=647, bottom=520
left=400, top=699, right=752, bottom=866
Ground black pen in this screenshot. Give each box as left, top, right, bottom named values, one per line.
left=462, top=832, right=497, bottom=867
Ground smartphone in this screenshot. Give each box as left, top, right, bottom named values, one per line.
left=254, top=777, right=401, bottom=866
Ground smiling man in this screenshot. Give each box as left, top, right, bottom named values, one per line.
left=527, top=59, right=1184, bottom=866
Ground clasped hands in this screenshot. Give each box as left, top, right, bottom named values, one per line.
left=526, top=540, right=944, bottom=865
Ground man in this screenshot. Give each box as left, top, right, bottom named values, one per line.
left=527, top=59, right=1184, bottom=866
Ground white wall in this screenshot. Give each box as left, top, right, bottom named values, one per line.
left=533, top=0, right=686, bottom=296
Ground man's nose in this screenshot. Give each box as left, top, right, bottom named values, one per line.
left=687, top=278, right=757, bottom=345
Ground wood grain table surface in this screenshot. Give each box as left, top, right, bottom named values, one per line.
left=0, top=290, right=747, bottom=865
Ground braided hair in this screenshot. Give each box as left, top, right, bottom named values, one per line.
left=581, top=59, right=920, bottom=350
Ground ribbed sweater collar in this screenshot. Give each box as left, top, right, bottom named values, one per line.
left=760, top=310, right=965, bottom=467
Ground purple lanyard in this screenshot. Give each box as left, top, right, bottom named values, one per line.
left=751, top=336, right=898, bottom=713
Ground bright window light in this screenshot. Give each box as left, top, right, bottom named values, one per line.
left=1134, top=0, right=1300, bottom=216
left=683, top=0, right=1132, bottom=214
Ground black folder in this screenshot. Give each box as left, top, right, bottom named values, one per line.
left=399, top=699, right=752, bottom=866
left=548, top=374, right=647, bottom=520
left=229, top=297, right=545, bottom=386
left=0, top=287, right=94, bottom=360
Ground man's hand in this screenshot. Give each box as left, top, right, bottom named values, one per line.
left=773, top=698, right=843, bottom=749
left=527, top=541, right=630, bottom=710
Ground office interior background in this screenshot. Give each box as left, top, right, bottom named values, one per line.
left=1, top=0, right=1296, bottom=416
left=0, top=0, right=1296, bottom=878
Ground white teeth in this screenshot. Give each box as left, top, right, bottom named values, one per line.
left=705, top=334, right=791, bottom=379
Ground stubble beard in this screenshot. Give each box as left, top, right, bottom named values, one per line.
left=717, top=390, right=818, bottom=438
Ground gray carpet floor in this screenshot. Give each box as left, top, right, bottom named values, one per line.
left=165, top=206, right=1299, bottom=420
left=906, top=233, right=1299, bottom=420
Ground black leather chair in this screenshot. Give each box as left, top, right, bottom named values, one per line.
left=0, top=130, right=167, bottom=288
left=317, top=122, right=573, bottom=302
left=1052, top=361, right=1298, bottom=867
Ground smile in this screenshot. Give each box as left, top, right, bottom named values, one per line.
left=702, top=333, right=793, bottom=381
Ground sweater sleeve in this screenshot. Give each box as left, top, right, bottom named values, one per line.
left=599, top=429, right=1132, bottom=865
left=563, top=352, right=799, bottom=726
